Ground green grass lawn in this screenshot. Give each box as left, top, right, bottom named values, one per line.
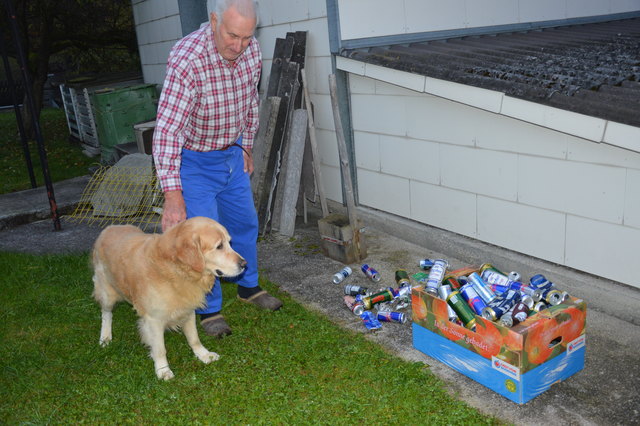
left=0, top=108, right=96, bottom=194
left=0, top=251, right=502, bottom=424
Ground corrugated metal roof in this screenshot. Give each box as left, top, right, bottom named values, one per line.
left=342, top=17, right=640, bottom=128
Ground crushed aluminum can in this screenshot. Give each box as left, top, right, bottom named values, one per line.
left=361, top=311, right=382, bottom=331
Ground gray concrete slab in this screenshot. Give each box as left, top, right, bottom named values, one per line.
left=0, top=175, right=90, bottom=230
left=1, top=177, right=639, bottom=425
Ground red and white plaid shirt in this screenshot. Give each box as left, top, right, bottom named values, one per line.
left=153, top=23, right=262, bottom=192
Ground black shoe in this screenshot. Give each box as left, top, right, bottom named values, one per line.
left=200, top=314, right=232, bottom=338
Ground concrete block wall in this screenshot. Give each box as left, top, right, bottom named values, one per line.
left=349, top=75, right=640, bottom=289
left=337, top=0, right=640, bottom=40
left=131, top=0, right=183, bottom=86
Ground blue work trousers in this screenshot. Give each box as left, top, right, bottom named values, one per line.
left=180, top=141, right=258, bottom=314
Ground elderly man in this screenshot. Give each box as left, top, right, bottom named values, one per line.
left=153, top=0, right=282, bottom=338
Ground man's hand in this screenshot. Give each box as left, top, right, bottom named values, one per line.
left=161, top=190, right=187, bottom=232
left=243, top=147, right=253, bottom=175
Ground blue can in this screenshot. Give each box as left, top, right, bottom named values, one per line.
left=507, top=280, right=543, bottom=302
left=361, top=264, right=381, bottom=282
left=419, top=258, right=436, bottom=270
left=361, top=311, right=382, bottom=330
left=529, top=274, right=553, bottom=289
left=460, top=283, right=488, bottom=315
left=482, top=303, right=509, bottom=321
left=467, top=272, right=496, bottom=304
left=539, top=287, right=564, bottom=305
left=489, top=283, right=510, bottom=294
left=377, top=311, right=407, bottom=324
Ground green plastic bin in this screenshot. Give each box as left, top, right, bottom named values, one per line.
left=90, top=84, right=158, bottom=164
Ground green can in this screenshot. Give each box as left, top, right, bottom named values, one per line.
left=443, top=275, right=461, bottom=290
left=395, top=269, right=411, bottom=287
left=362, top=289, right=395, bottom=310
left=446, top=291, right=477, bottom=330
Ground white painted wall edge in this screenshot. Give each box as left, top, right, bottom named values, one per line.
left=336, top=56, right=640, bottom=154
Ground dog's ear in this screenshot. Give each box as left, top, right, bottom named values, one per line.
left=176, top=232, right=205, bottom=273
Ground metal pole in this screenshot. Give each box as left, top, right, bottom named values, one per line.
left=0, top=32, right=37, bottom=188
left=3, top=0, right=60, bottom=230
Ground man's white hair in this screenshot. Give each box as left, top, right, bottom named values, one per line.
left=215, top=0, right=258, bottom=25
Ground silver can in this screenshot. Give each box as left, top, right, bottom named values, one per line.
left=437, top=284, right=458, bottom=321
left=425, top=259, right=448, bottom=295
left=468, top=272, right=497, bottom=304
left=332, top=266, right=353, bottom=284
left=343, top=295, right=365, bottom=316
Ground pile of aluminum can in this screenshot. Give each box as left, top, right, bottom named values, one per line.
left=426, top=262, right=571, bottom=330
left=334, top=259, right=572, bottom=331
left=335, top=264, right=413, bottom=331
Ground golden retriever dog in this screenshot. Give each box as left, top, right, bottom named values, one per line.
left=92, top=216, right=246, bottom=380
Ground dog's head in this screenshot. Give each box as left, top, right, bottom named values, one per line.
left=170, top=217, right=247, bottom=277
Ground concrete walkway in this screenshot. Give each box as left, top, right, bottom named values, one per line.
left=1, top=177, right=639, bottom=425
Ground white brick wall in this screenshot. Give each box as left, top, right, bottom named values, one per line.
left=358, top=169, right=412, bottom=218
left=354, top=131, right=380, bottom=171
left=380, top=135, right=440, bottom=184
left=625, top=169, right=640, bottom=229
left=348, top=73, right=640, bottom=288
left=477, top=196, right=566, bottom=264
left=411, top=181, right=477, bottom=238
left=566, top=216, right=640, bottom=287
left=132, top=0, right=182, bottom=86
left=440, top=144, right=518, bottom=201
left=518, top=156, right=626, bottom=224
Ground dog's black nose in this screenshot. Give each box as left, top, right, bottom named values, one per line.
left=239, top=259, right=247, bottom=270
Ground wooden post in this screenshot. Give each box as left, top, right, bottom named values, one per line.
left=251, top=96, right=281, bottom=211
left=301, top=68, right=329, bottom=217
left=277, top=109, right=308, bottom=237
left=328, top=73, right=364, bottom=262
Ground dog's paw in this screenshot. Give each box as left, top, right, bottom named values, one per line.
left=197, top=351, right=220, bottom=364
left=99, top=337, right=112, bottom=347
left=156, top=366, right=175, bottom=381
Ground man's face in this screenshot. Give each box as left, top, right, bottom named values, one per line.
left=210, top=7, right=256, bottom=62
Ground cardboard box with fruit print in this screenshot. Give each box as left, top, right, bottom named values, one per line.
left=411, top=268, right=586, bottom=404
